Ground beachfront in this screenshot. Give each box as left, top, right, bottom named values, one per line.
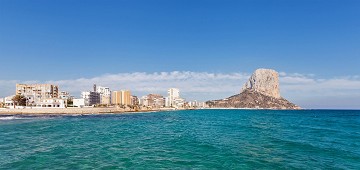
left=0, top=107, right=177, bottom=115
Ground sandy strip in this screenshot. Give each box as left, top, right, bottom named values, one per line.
left=0, top=107, right=172, bottom=115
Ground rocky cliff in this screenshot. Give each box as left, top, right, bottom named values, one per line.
left=206, top=68, right=301, bottom=110
left=241, top=68, right=281, bottom=98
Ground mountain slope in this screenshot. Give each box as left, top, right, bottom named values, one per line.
left=206, top=89, right=300, bottom=109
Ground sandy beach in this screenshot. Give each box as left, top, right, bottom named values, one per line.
left=0, top=107, right=175, bottom=115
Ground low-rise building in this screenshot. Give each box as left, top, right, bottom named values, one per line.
left=34, top=98, right=66, bottom=108
left=59, top=91, right=73, bottom=100
left=1, top=95, right=14, bottom=108
left=73, top=98, right=86, bottom=108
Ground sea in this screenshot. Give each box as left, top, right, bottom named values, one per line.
left=0, top=109, right=359, bottom=169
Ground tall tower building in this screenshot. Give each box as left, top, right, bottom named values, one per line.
left=167, top=88, right=180, bottom=107
left=121, top=90, right=131, bottom=106
left=111, top=90, right=131, bottom=106
left=111, top=91, right=121, bottom=105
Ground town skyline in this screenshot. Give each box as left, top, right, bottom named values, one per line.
left=1, top=82, right=205, bottom=110
left=1, top=70, right=359, bottom=109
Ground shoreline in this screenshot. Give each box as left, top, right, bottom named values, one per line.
left=2, top=107, right=351, bottom=115
left=203, top=107, right=303, bottom=110
left=0, top=107, right=178, bottom=115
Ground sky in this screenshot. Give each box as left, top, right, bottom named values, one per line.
left=0, top=0, right=359, bottom=109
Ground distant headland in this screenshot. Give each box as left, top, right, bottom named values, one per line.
left=206, top=68, right=301, bottom=110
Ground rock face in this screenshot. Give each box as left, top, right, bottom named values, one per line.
left=206, top=68, right=301, bottom=110
left=241, top=69, right=281, bottom=99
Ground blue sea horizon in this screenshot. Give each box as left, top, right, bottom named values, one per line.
left=1, top=109, right=359, bottom=169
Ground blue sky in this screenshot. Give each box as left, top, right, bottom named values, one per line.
left=0, top=0, right=359, bottom=109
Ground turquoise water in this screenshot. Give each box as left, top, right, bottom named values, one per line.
left=0, top=110, right=359, bottom=169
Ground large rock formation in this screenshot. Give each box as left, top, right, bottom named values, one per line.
left=241, top=69, right=280, bottom=98
left=206, top=68, right=301, bottom=110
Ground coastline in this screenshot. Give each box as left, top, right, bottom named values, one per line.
left=0, top=107, right=305, bottom=115
left=0, top=107, right=177, bottom=115
left=204, top=107, right=303, bottom=110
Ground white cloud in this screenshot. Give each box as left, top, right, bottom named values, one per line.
left=1, top=71, right=359, bottom=109
left=279, top=74, right=360, bottom=109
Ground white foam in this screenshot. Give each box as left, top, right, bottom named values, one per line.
left=0, top=116, right=25, bottom=120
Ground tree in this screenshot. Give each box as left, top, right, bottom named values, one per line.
left=67, top=99, right=73, bottom=106
left=12, top=95, right=27, bottom=106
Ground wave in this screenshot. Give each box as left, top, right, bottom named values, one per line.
left=0, top=115, right=56, bottom=120
left=0, top=116, right=29, bottom=120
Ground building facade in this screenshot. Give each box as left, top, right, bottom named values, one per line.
left=35, top=98, right=66, bottom=108
left=167, top=88, right=180, bottom=107
left=131, top=95, right=139, bottom=106
left=1, top=95, right=14, bottom=108
left=81, top=91, right=100, bottom=106
left=111, top=90, right=131, bottom=106
left=111, top=91, right=121, bottom=105
left=147, top=94, right=165, bottom=108
left=59, top=91, right=73, bottom=101
left=96, top=86, right=111, bottom=105
left=139, top=95, right=149, bottom=106
left=73, top=99, right=86, bottom=108
left=16, top=84, right=59, bottom=104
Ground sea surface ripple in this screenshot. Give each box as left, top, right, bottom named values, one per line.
left=0, top=110, right=359, bottom=169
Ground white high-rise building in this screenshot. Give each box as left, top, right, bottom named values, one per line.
left=81, top=91, right=100, bottom=106
left=167, top=88, right=180, bottom=107
left=140, top=95, right=149, bottom=106
left=165, top=97, right=170, bottom=107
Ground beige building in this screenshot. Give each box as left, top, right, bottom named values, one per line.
left=16, top=84, right=59, bottom=104
left=96, top=86, right=111, bottom=105
left=101, top=95, right=111, bottom=105
left=111, top=91, right=120, bottom=105
left=140, top=94, right=165, bottom=108
left=111, top=90, right=131, bottom=106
